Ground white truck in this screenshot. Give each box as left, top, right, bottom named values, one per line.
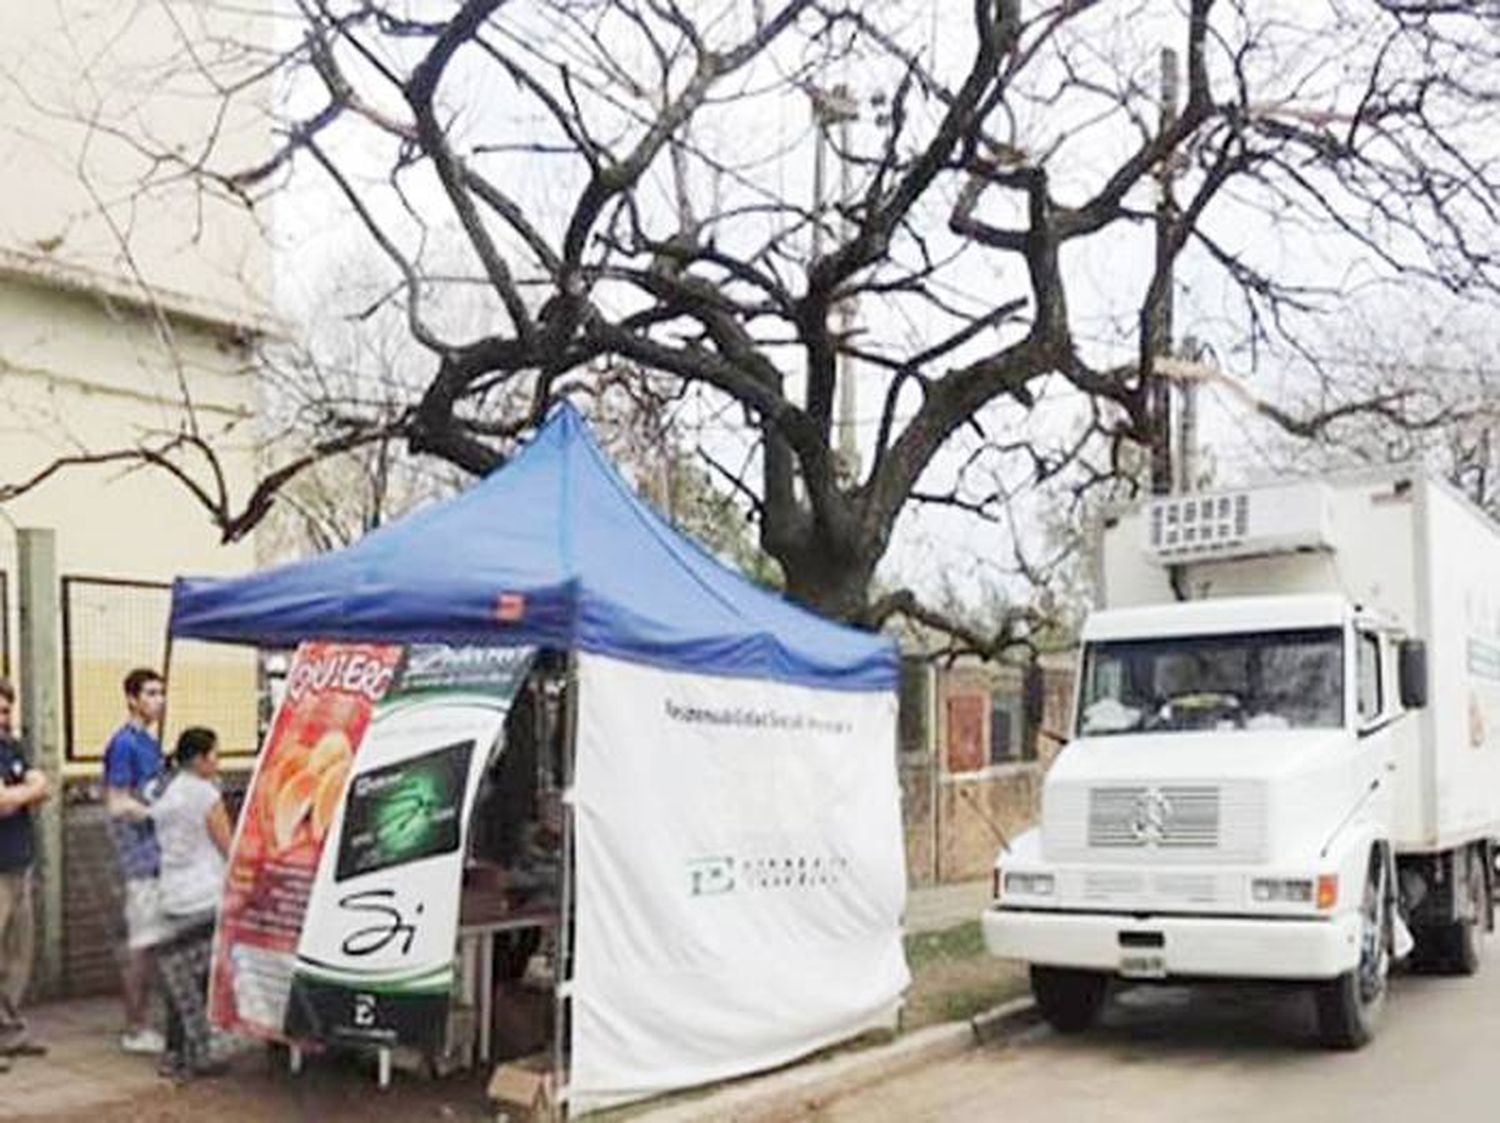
left=984, top=468, right=1500, bottom=1048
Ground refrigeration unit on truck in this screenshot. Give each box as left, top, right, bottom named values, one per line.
left=984, top=469, right=1500, bottom=1048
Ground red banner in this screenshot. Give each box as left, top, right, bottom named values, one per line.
left=209, top=642, right=403, bottom=1039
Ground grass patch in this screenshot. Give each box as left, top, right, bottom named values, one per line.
left=901, top=920, right=1028, bottom=1031
left=906, top=919, right=988, bottom=968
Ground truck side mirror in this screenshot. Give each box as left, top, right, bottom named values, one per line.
left=1399, top=640, right=1428, bottom=710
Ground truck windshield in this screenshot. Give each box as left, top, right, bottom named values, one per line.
left=1078, top=627, right=1345, bottom=736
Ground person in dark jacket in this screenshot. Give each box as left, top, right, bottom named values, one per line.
left=0, top=677, right=49, bottom=1068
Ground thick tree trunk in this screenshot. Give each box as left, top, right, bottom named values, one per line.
left=777, top=539, right=879, bottom=624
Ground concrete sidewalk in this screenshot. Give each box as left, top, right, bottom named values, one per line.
left=905, top=877, right=990, bottom=934
left=0, top=998, right=162, bottom=1119
left=0, top=997, right=496, bottom=1122
left=2, top=880, right=995, bottom=1120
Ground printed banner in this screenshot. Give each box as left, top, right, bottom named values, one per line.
left=209, top=642, right=403, bottom=1039
left=285, top=644, right=534, bottom=1051
left=211, top=642, right=535, bottom=1050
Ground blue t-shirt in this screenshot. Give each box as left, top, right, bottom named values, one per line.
left=103, top=724, right=163, bottom=881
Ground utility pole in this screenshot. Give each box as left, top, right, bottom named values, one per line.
left=1178, top=335, right=1202, bottom=492
left=835, top=98, right=859, bottom=480
left=1148, top=47, right=1180, bottom=496
left=810, top=83, right=861, bottom=482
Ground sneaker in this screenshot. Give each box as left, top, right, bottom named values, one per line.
left=121, top=1028, right=166, bottom=1055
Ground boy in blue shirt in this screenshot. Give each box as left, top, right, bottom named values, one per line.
left=103, top=668, right=168, bottom=1055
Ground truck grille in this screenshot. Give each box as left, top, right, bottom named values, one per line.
left=1043, top=779, right=1266, bottom=865
left=1087, top=785, right=1221, bottom=849
left=1078, top=869, right=1223, bottom=906
left=1083, top=870, right=1145, bottom=901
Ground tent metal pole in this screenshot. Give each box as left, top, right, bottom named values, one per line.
left=552, top=650, right=579, bottom=1121
left=159, top=626, right=175, bottom=751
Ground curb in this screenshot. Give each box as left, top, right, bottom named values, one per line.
left=629, top=997, right=1039, bottom=1123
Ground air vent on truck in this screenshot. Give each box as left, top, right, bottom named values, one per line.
left=1144, top=482, right=1333, bottom=564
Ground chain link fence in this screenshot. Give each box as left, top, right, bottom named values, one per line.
left=61, top=576, right=259, bottom=763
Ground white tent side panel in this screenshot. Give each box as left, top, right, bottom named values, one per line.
left=568, top=652, right=910, bottom=1113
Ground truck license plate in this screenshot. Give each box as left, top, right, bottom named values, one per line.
left=1119, top=954, right=1167, bottom=979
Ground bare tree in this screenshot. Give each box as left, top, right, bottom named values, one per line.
left=259, top=244, right=771, bottom=571
left=1213, top=306, right=1500, bottom=511
left=5, top=0, right=1500, bottom=651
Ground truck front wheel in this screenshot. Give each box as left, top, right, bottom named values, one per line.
left=1315, top=851, right=1389, bottom=1050
left=1030, top=966, right=1108, bottom=1034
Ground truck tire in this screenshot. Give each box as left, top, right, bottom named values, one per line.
left=1411, top=850, right=1488, bottom=975
left=1030, top=965, right=1108, bottom=1034
left=1407, top=927, right=1443, bottom=973
left=1316, top=851, right=1389, bottom=1050
left=1440, top=857, right=1486, bottom=976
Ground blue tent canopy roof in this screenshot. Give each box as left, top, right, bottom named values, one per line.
left=169, top=404, right=896, bottom=691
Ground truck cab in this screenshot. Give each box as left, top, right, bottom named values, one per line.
left=985, top=474, right=1496, bottom=1049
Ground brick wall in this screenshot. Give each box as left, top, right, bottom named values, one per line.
left=60, top=795, right=124, bottom=997
left=935, top=768, right=1046, bottom=881
left=899, top=654, right=1075, bottom=886
left=38, top=776, right=250, bottom=1001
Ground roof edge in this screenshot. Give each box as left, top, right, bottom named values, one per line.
left=0, top=246, right=287, bottom=341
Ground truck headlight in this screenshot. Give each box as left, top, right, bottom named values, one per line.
left=1003, top=872, right=1056, bottom=897
left=1251, top=878, right=1314, bottom=904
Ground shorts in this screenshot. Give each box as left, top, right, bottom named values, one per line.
left=123, top=879, right=171, bottom=951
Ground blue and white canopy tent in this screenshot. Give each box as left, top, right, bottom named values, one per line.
left=170, top=404, right=909, bottom=1112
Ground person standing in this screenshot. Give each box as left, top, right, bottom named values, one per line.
left=103, top=668, right=169, bottom=1055
left=150, top=727, right=231, bottom=1079
left=0, top=678, right=49, bottom=1068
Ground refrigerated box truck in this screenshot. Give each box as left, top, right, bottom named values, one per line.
left=984, top=469, right=1500, bottom=1047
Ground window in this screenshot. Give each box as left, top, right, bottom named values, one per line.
left=1357, top=631, right=1383, bottom=723
left=990, top=695, right=1032, bottom=765
left=943, top=679, right=1038, bottom=773
left=1078, top=628, right=1345, bottom=737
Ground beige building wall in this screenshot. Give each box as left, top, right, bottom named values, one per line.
left=0, top=276, right=263, bottom=768
left=0, top=1, right=273, bottom=327
left=0, top=1, right=275, bottom=773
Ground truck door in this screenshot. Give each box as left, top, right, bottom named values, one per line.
left=1356, top=627, right=1398, bottom=825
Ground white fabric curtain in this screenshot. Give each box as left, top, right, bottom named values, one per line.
left=567, top=652, right=909, bottom=1113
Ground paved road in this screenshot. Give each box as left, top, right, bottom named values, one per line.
left=817, top=937, right=1500, bottom=1123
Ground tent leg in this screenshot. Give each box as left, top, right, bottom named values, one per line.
left=479, top=933, right=494, bottom=1063
left=551, top=652, right=579, bottom=1121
